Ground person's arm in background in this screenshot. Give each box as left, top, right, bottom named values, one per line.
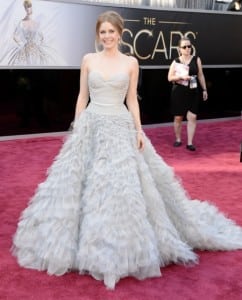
left=196, top=56, right=208, bottom=101
left=168, top=60, right=191, bottom=83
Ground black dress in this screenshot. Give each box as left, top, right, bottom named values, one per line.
left=170, top=55, right=200, bottom=116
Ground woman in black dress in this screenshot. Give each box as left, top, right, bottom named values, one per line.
left=168, top=36, right=208, bottom=151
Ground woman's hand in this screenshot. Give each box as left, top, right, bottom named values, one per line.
left=181, top=75, right=191, bottom=81
left=202, top=90, right=208, bottom=101
left=137, top=132, right=145, bottom=151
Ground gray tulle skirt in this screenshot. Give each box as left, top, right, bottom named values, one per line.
left=12, top=110, right=242, bottom=289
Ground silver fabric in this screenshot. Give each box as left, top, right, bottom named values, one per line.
left=12, top=70, right=242, bottom=290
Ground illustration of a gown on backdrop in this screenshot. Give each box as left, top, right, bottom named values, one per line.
left=12, top=71, right=242, bottom=289
left=7, top=20, right=65, bottom=66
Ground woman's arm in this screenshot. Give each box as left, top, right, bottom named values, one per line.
left=74, top=54, right=90, bottom=121
left=168, top=60, right=191, bottom=82
left=125, top=56, right=144, bottom=150
left=168, top=60, right=179, bottom=82
left=197, top=56, right=208, bottom=101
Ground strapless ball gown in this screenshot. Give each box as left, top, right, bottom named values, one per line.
left=12, top=71, right=242, bottom=289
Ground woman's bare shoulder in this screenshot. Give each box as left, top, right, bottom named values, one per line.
left=82, top=52, right=98, bottom=61
left=122, top=53, right=138, bottom=69
left=80, top=53, right=99, bottom=68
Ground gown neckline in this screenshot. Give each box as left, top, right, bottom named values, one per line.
left=89, top=70, right=129, bottom=81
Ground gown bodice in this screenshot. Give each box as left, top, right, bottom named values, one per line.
left=14, top=21, right=44, bottom=48
left=87, top=71, right=130, bottom=115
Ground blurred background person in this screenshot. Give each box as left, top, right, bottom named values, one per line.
left=168, top=36, right=208, bottom=151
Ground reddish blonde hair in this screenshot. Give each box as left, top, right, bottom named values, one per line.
left=96, top=11, right=124, bottom=43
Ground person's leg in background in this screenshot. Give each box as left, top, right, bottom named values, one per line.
left=173, top=115, right=183, bottom=147
left=186, top=110, right=197, bottom=151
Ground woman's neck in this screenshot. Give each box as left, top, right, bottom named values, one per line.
left=180, top=54, right=192, bottom=64
left=180, top=53, right=191, bottom=59
left=23, top=15, right=31, bottom=21
left=101, top=47, right=120, bottom=57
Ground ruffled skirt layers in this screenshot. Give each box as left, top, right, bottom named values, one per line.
left=12, top=110, right=242, bottom=289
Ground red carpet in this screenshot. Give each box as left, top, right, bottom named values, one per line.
left=0, top=118, right=242, bottom=300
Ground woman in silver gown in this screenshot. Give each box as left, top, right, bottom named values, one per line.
left=12, top=10, right=242, bottom=290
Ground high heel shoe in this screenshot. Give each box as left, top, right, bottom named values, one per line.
left=186, top=145, right=196, bottom=151
left=173, top=141, right=182, bottom=147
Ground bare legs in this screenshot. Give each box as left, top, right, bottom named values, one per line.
left=174, top=115, right=183, bottom=143
left=173, top=111, right=197, bottom=150
left=186, top=111, right=196, bottom=146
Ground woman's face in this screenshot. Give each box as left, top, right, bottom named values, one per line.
left=25, top=5, right=32, bottom=16
left=98, top=21, right=120, bottom=49
left=179, top=40, right=192, bottom=54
